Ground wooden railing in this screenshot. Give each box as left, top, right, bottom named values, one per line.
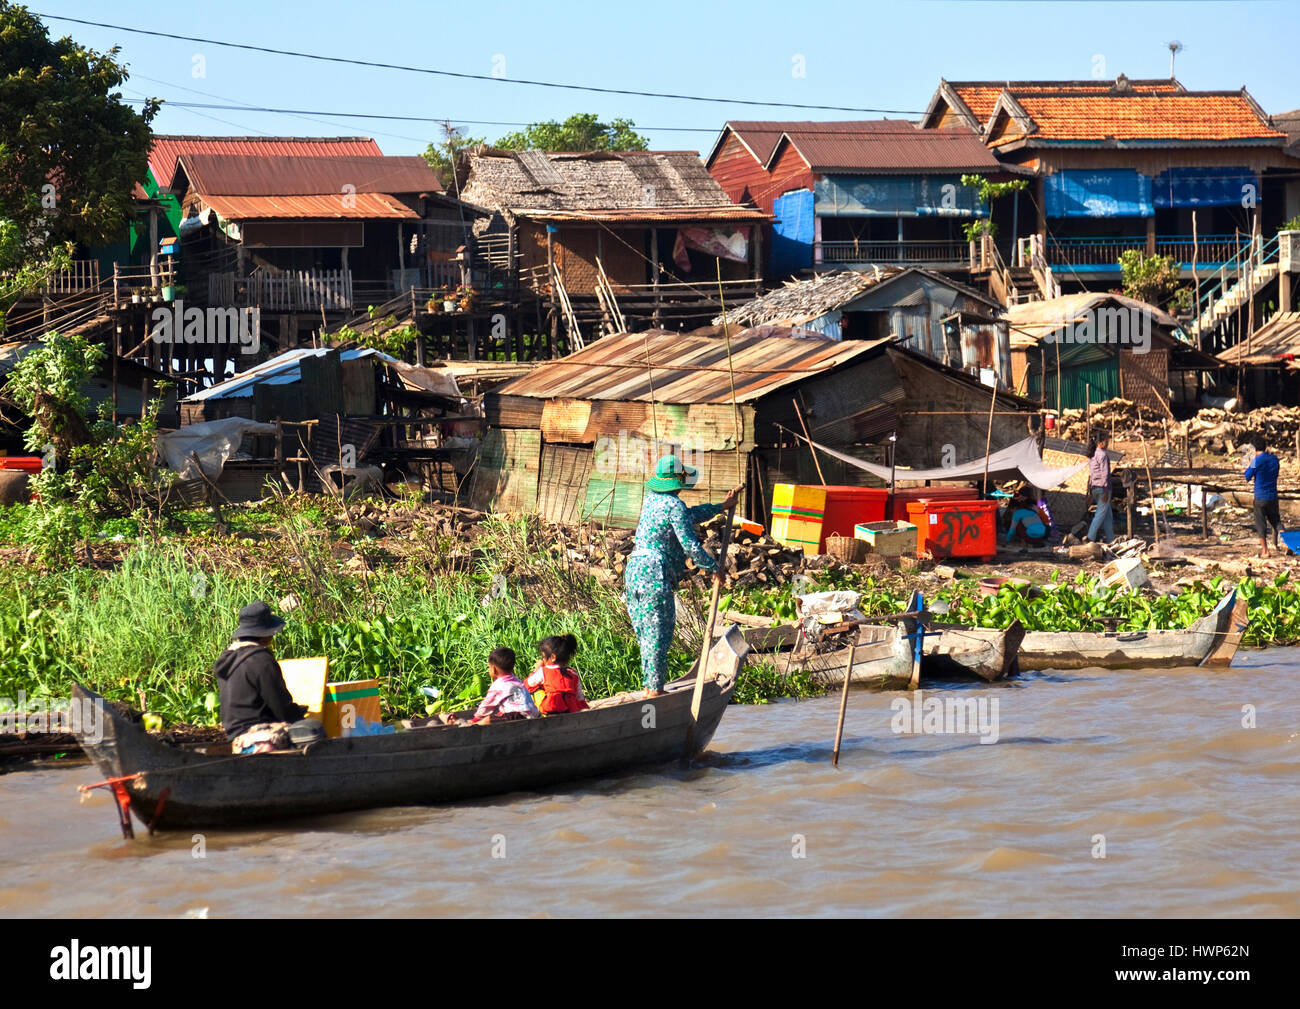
left=42, top=259, right=101, bottom=293
left=208, top=269, right=353, bottom=310
left=818, top=239, right=968, bottom=266
left=1046, top=234, right=1251, bottom=269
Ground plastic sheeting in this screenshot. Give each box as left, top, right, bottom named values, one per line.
left=156, top=418, right=279, bottom=480
left=771, top=190, right=815, bottom=274
left=1153, top=166, right=1258, bottom=209
left=1045, top=170, right=1153, bottom=218
left=813, top=175, right=987, bottom=218
left=791, top=433, right=1089, bottom=489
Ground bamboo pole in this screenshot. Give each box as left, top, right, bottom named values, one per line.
left=1139, top=430, right=1160, bottom=547
left=794, top=394, right=827, bottom=485
left=981, top=381, right=998, bottom=496
left=830, top=636, right=856, bottom=767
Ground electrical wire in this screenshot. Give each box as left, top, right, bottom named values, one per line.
left=37, top=12, right=925, bottom=115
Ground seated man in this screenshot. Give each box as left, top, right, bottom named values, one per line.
left=213, top=601, right=308, bottom=753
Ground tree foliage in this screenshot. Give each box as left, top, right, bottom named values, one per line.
left=0, top=3, right=158, bottom=315
left=1118, top=250, right=1185, bottom=309
left=421, top=121, right=485, bottom=193
left=493, top=113, right=649, bottom=152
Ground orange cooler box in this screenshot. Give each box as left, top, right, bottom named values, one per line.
left=888, top=485, right=979, bottom=521
left=906, top=499, right=999, bottom=561
left=321, top=679, right=382, bottom=737
left=819, top=486, right=889, bottom=550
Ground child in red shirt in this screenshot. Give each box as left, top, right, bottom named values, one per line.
left=526, top=634, right=590, bottom=715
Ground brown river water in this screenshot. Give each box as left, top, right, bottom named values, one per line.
left=2, top=649, right=1297, bottom=918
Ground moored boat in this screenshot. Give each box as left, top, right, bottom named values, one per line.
left=1015, top=588, right=1248, bottom=671
left=922, top=620, right=1025, bottom=682
left=72, top=626, right=750, bottom=831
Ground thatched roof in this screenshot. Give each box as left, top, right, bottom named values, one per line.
left=460, top=148, right=763, bottom=221
left=719, top=266, right=999, bottom=327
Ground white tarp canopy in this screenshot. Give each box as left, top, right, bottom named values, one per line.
left=156, top=418, right=278, bottom=480
left=792, top=433, right=1089, bottom=489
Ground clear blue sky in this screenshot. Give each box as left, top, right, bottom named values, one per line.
left=31, top=1, right=1300, bottom=158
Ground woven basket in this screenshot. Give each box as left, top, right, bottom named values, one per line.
left=826, top=534, right=867, bottom=563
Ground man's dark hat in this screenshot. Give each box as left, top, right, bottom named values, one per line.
left=234, top=600, right=286, bottom=639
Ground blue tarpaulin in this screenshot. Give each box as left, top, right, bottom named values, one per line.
left=1045, top=170, right=1153, bottom=218
left=1153, top=167, right=1259, bottom=208
left=813, top=175, right=987, bottom=218
left=770, top=189, right=814, bottom=274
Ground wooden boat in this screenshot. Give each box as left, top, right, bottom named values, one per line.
left=1015, top=588, right=1248, bottom=671
left=922, top=620, right=1024, bottom=682
left=71, top=626, right=749, bottom=831
left=777, top=616, right=921, bottom=691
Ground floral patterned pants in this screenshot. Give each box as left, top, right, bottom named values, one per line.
left=625, top=552, right=676, bottom=692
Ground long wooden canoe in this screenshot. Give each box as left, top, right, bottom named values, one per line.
left=1015, top=588, right=1249, bottom=671
left=72, top=626, right=749, bottom=831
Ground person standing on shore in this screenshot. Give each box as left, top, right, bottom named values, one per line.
left=1244, top=436, right=1282, bottom=558
left=1086, top=433, right=1114, bottom=544
left=624, top=455, right=739, bottom=699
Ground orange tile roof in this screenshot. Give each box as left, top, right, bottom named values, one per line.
left=201, top=193, right=417, bottom=220
left=951, top=80, right=1181, bottom=123
left=995, top=92, right=1285, bottom=145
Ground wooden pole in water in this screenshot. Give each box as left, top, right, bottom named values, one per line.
left=830, top=634, right=856, bottom=767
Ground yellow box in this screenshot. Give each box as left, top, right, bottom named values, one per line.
left=320, top=679, right=382, bottom=738
left=769, top=483, right=826, bottom=556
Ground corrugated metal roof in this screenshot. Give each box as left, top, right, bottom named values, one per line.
left=1007, top=293, right=1182, bottom=348
left=1217, top=312, right=1300, bottom=365
left=514, top=206, right=766, bottom=222
left=717, top=121, right=890, bottom=166
left=171, top=154, right=441, bottom=196
left=147, top=136, right=383, bottom=188
left=183, top=347, right=393, bottom=402
left=769, top=121, right=1002, bottom=173
left=201, top=192, right=418, bottom=220
left=492, top=331, right=882, bottom=404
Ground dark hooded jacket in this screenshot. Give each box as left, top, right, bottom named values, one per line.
left=213, top=642, right=307, bottom=739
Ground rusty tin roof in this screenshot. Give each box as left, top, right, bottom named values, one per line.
left=492, top=331, right=882, bottom=404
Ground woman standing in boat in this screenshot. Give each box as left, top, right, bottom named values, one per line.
left=625, top=455, right=740, bottom=698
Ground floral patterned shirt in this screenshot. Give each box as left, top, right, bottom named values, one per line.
left=471, top=674, right=539, bottom=722
left=632, top=492, right=721, bottom=583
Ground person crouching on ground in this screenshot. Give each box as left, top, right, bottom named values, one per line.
left=454, top=648, right=538, bottom=725
left=214, top=600, right=308, bottom=754
left=1244, top=435, right=1282, bottom=558
left=526, top=634, right=589, bottom=715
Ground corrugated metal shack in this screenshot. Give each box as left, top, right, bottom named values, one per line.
left=473, top=330, right=1040, bottom=528
left=1007, top=293, right=1219, bottom=410
left=720, top=266, right=1013, bottom=385
left=178, top=346, right=465, bottom=499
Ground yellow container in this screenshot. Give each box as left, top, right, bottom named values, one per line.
left=320, top=679, right=382, bottom=738
left=770, top=483, right=826, bottom=555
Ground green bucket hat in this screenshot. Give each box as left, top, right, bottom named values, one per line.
left=645, top=454, right=698, bottom=493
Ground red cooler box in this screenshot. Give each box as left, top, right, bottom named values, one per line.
left=0, top=456, right=43, bottom=473
left=888, top=485, right=978, bottom=521
left=818, top=486, right=888, bottom=551
left=906, top=499, right=999, bottom=561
